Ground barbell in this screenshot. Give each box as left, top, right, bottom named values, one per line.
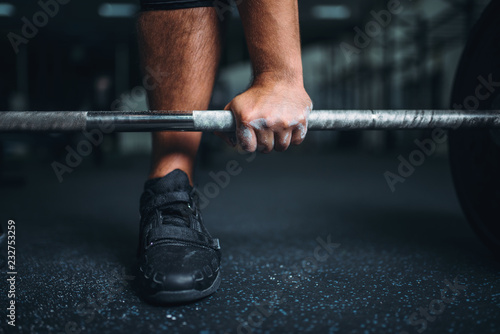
left=0, top=109, right=499, bottom=132
left=0, top=1, right=499, bottom=258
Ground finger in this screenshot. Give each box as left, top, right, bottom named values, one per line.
left=214, top=131, right=237, bottom=147
left=291, top=122, right=307, bottom=146
left=255, top=128, right=274, bottom=153
left=274, top=130, right=292, bottom=152
left=237, top=124, right=257, bottom=152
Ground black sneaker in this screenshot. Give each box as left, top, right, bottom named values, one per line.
left=137, top=169, right=221, bottom=304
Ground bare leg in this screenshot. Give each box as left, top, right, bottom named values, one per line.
left=137, top=8, right=221, bottom=184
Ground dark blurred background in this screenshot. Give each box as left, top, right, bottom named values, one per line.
left=0, top=0, right=492, bottom=165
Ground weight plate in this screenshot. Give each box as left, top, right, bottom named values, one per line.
left=449, top=0, right=500, bottom=256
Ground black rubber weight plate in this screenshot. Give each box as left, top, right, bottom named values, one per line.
left=449, top=0, right=500, bottom=257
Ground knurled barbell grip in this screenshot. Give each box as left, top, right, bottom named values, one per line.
left=0, top=111, right=88, bottom=132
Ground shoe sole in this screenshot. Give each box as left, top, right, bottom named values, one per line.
left=144, top=271, right=221, bottom=304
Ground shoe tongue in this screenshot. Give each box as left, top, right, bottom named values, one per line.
left=144, top=169, right=192, bottom=194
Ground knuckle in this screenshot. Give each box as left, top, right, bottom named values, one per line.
left=270, top=118, right=286, bottom=129
left=281, top=121, right=293, bottom=130
left=249, top=118, right=268, bottom=131
left=296, top=114, right=307, bottom=125
left=237, top=124, right=253, bottom=139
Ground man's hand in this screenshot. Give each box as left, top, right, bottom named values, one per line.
left=215, top=0, right=310, bottom=153
left=217, top=76, right=312, bottom=153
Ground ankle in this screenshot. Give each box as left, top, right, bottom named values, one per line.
left=149, top=156, right=195, bottom=185
left=149, top=132, right=201, bottom=184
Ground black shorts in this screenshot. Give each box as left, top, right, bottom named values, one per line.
left=140, top=0, right=218, bottom=11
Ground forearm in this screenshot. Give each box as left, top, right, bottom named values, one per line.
left=237, top=0, right=303, bottom=85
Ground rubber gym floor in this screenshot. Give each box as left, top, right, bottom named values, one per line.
left=0, top=143, right=499, bottom=334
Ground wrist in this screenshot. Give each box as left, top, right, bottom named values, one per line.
left=252, top=69, right=304, bottom=88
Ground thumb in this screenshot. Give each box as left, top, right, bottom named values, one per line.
left=214, top=101, right=237, bottom=147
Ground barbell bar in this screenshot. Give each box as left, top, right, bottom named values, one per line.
left=0, top=109, right=499, bottom=132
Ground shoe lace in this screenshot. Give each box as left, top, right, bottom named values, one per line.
left=157, top=188, right=200, bottom=228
